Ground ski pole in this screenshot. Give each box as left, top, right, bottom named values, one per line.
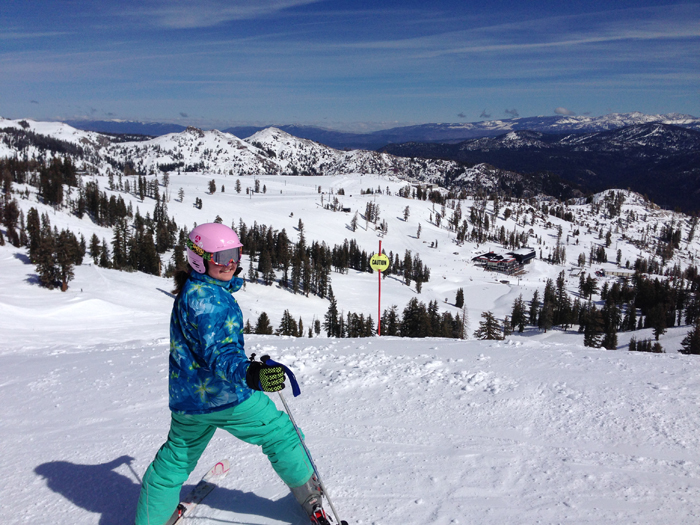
left=261, top=356, right=344, bottom=525
left=278, top=391, right=344, bottom=525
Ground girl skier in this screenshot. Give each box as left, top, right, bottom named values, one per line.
left=135, top=222, right=331, bottom=525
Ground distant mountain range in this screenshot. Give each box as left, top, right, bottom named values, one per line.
left=63, top=112, right=700, bottom=150
left=4, top=115, right=700, bottom=211
left=0, top=117, right=584, bottom=202
left=380, top=123, right=700, bottom=212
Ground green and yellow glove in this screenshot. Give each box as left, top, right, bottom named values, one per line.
left=246, top=356, right=286, bottom=392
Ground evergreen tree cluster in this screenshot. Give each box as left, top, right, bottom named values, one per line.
left=510, top=263, right=700, bottom=352
left=0, top=126, right=85, bottom=158
left=26, top=208, right=85, bottom=290
left=629, top=337, right=664, bottom=353
left=78, top=181, right=131, bottom=227
left=320, top=288, right=463, bottom=339
left=39, top=157, right=78, bottom=206
left=236, top=219, right=431, bottom=298
left=1, top=196, right=22, bottom=247
left=6, top=163, right=179, bottom=281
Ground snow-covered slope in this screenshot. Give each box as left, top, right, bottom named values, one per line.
left=2, top=129, right=700, bottom=523
left=104, top=126, right=279, bottom=175
left=246, top=127, right=341, bottom=174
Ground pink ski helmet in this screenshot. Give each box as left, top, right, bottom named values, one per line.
left=187, top=223, right=243, bottom=274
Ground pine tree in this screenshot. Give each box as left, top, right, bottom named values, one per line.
left=400, top=298, right=429, bottom=337
left=2, top=199, right=20, bottom=247
left=474, top=311, right=503, bottom=340
left=350, top=212, right=358, bottom=232
left=26, top=207, right=41, bottom=263
left=323, top=287, right=340, bottom=337
left=89, top=233, right=101, bottom=265
left=139, top=230, right=160, bottom=275
left=622, top=301, right=637, bottom=331
left=258, top=249, right=274, bottom=285
left=680, top=319, right=700, bottom=355
left=503, top=316, right=512, bottom=337
left=35, top=216, right=58, bottom=289
left=538, top=303, right=554, bottom=332
left=302, top=256, right=312, bottom=297
left=601, top=298, right=621, bottom=349
left=647, top=304, right=668, bottom=341
left=56, top=229, right=80, bottom=291
left=529, top=290, right=540, bottom=326
left=290, top=253, right=302, bottom=294
left=583, top=305, right=605, bottom=348
left=111, top=218, right=129, bottom=270
left=455, top=288, right=464, bottom=308
left=277, top=310, right=298, bottom=336
left=99, top=238, right=111, bottom=268
left=403, top=250, right=412, bottom=287
left=381, top=305, right=400, bottom=336
left=511, top=294, right=527, bottom=332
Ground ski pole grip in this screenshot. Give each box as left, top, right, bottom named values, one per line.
left=263, top=357, right=301, bottom=397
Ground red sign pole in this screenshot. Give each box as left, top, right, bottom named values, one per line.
left=377, top=240, right=382, bottom=337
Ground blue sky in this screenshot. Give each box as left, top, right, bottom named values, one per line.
left=1, top=0, right=699, bottom=131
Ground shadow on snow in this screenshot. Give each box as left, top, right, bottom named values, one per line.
left=34, top=455, right=305, bottom=524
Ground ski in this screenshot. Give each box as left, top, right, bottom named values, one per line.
left=310, top=506, right=348, bottom=525
left=164, top=459, right=231, bottom=525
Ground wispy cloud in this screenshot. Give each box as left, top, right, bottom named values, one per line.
left=122, top=0, right=323, bottom=29
left=555, top=107, right=575, bottom=116
left=338, top=4, right=700, bottom=60
left=505, top=109, right=519, bottom=118
left=0, top=30, right=72, bottom=40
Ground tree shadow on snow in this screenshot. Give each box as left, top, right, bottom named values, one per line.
left=35, top=455, right=140, bottom=525
left=34, top=456, right=305, bottom=525
left=13, top=252, right=31, bottom=264
left=12, top=253, right=41, bottom=285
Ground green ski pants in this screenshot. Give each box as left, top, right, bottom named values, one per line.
left=134, top=391, right=313, bottom=525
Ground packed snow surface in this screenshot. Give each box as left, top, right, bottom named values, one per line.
left=1, top=171, right=700, bottom=524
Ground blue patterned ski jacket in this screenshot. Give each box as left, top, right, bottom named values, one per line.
left=169, top=271, right=252, bottom=415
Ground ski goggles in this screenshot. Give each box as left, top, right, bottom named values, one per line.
left=187, top=240, right=242, bottom=266
left=210, top=247, right=242, bottom=266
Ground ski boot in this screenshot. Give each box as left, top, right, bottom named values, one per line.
left=163, top=503, right=187, bottom=525
left=291, top=475, right=331, bottom=524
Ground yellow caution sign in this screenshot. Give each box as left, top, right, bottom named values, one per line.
left=370, top=253, right=390, bottom=272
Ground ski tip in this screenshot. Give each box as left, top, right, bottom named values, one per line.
left=211, top=459, right=230, bottom=476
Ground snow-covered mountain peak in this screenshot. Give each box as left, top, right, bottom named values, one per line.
left=246, top=126, right=335, bottom=153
